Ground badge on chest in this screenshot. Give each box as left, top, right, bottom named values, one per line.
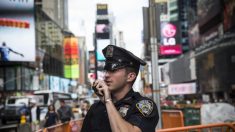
left=118, top=105, right=130, bottom=117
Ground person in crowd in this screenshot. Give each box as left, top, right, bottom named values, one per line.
left=29, top=99, right=40, bottom=131
left=44, top=104, right=59, bottom=128
left=57, top=100, right=74, bottom=123
left=81, top=45, right=159, bottom=132
left=81, top=100, right=90, bottom=118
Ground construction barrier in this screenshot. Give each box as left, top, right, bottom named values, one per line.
left=39, top=118, right=84, bottom=132
left=157, top=122, right=235, bottom=132
left=161, top=110, right=184, bottom=129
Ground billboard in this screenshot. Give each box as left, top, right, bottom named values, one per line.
left=60, top=78, right=70, bottom=93
left=96, top=3, right=110, bottom=39
left=49, top=76, right=60, bottom=92
left=97, top=4, right=108, bottom=15
left=159, top=45, right=182, bottom=55
left=96, top=39, right=110, bottom=61
left=96, top=22, right=110, bottom=39
left=0, top=0, right=35, bottom=61
left=160, top=22, right=182, bottom=55
left=63, top=37, right=79, bottom=79
left=96, top=24, right=109, bottom=33
left=96, top=40, right=110, bottom=80
left=88, top=51, right=96, bottom=72
left=168, top=82, right=196, bottom=95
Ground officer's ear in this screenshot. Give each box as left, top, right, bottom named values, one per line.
left=127, top=72, right=136, bottom=82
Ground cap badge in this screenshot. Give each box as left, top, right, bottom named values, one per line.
left=136, top=100, right=153, bottom=117
left=106, top=46, right=113, bottom=57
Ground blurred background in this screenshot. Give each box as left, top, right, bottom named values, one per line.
left=0, top=0, right=235, bottom=131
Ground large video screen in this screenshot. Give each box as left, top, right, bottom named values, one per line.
left=159, top=22, right=182, bottom=56
left=0, top=0, right=35, bottom=62
left=96, top=39, right=110, bottom=61
left=96, top=23, right=110, bottom=39
left=96, top=24, right=109, bottom=33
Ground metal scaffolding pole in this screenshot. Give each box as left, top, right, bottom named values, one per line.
left=149, top=0, right=162, bottom=129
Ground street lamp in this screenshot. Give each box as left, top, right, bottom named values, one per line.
left=149, top=0, right=162, bottom=129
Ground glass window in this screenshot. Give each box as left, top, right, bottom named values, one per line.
left=5, top=68, right=16, bottom=91
left=0, top=68, right=3, bottom=91
left=21, top=68, right=34, bottom=90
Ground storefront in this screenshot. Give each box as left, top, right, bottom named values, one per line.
left=196, top=44, right=235, bottom=101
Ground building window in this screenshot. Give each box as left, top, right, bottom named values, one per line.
left=21, top=68, right=34, bottom=91
left=0, top=68, right=3, bottom=91
left=5, top=68, right=16, bottom=91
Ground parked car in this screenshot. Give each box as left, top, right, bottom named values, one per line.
left=0, top=96, right=31, bottom=124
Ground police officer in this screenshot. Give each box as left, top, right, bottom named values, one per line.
left=81, top=45, right=159, bottom=132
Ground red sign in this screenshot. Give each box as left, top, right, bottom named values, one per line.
left=162, top=23, right=176, bottom=37
left=0, top=18, right=30, bottom=28
left=159, top=45, right=182, bottom=55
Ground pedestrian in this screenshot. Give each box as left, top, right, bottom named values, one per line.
left=81, top=100, right=90, bottom=118
left=29, top=99, right=40, bottom=131
left=81, top=45, right=159, bottom=132
left=44, top=104, right=59, bottom=128
left=57, top=100, right=75, bottom=123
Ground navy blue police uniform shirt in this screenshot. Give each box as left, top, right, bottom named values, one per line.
left=81, top=89, right=159, bottom=132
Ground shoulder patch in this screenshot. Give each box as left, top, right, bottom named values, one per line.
left=136, top=100, right=153, bottom=117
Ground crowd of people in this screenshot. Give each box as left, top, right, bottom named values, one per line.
left=17, top=98, right=91, bottom=131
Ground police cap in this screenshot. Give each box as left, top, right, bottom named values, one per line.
left=102, top=45, right=146, bottom=71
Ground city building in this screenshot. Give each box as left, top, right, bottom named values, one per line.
left=0, top=0, right=88, bottom=102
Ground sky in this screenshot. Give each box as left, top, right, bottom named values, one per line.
left=68, top=0, right=148, bottom=58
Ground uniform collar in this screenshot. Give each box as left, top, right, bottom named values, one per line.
left=114, top=89, right=135, bottom=105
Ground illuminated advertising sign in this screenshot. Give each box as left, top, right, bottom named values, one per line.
left=96, top=24, right=109, bottom=33
left=60, top=78, right=70, bottom=93
left=96, top=39, right=110, bottom=61
left=160, top=45, right=182, bottom=55
left=49, top=76, right=60, bottom=92
left=88, top=51, right=96, bottom=72
left=168, top=82, right=196, bottom=95
left=160, top=22, right=182, bottom=55
left=96, top=22, right=110, bottom=39
left=96, top=40, right=110, bottom=80
left=0, top=0, right=35, bottom=62
left=63, top=37, right=79, bottom=79
left=97, top=4, right=108, bottom=15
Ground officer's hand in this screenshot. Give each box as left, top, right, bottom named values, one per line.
left=92, top=79, right=111, bottom=103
